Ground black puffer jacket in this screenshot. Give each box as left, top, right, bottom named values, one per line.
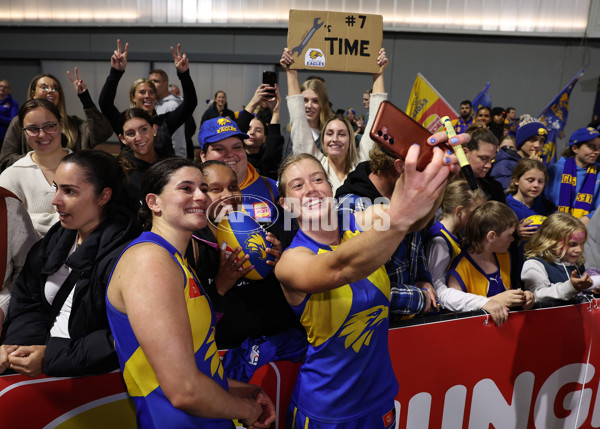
left=3, top=206, right=137, bottom=376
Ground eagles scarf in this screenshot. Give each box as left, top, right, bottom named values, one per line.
left=558, top=157, right=597, bottom=218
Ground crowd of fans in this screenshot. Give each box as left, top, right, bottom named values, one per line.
left=0, top=39, right=598, bottom=427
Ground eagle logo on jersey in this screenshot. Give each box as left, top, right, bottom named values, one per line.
left=204, top=326, right=224, bottom=379
left=339, top=305, right=388, bottom=353
left=245, top=232, right=268, bottom=260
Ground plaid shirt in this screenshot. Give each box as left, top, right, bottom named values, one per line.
left=336, top=194, right=432, bottom=316
left=386, top=231, right=432, bottom=316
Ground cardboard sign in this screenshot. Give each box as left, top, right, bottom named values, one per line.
left=287, top=9, right=383, bottom=73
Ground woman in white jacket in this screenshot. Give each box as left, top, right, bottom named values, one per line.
left=280, top=48, right=389, bottom=194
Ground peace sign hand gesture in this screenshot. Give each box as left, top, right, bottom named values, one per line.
left=111, top=39, right=129, bottom=71
left=66, top=67, right=87, bottom=94
left=171, top=44, right=189, bottom=73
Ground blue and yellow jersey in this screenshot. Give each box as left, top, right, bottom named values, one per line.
left=452, top=116, right=474, bottom=134
left=426, top=220, right=462, bottom=268
left=106, top=232, right=232, bottom=429
left=286, top=212, right=399, bottom=423
left=239, top=163, right=279, bottom=223
left=447, top=251, right=511, bottom=297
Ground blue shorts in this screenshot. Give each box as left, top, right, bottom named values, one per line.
left=286, top=401, right=396, bottom=429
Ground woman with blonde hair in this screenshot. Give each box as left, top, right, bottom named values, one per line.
left=280, top=47, right=389, bottom=193
left=0, top=69, right=113, bottom=170
left=275, top=134, right=465, bottom=426
left=522, top=213, right=593, bottom=302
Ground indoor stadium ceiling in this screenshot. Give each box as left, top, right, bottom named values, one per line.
left=1, top=0, right=598, bottom=38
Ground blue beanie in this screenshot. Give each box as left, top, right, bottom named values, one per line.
left=515, top=115, right=548, bottom=149
left=198, top=117, right=248, bottom=150
left=569, top=127, right=600, bottom=147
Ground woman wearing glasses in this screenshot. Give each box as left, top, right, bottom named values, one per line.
left=0, top=99, right=70, bottom=235
left=0, top=70, right=113, bottom=171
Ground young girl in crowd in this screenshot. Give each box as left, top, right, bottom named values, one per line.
left=117, top=108, right=166, bottom=214
left=507, top=159, right=557, bottom=234
left=522, top=213, right=593, bottom=302
left=499, top=135, right=517, bottom=152
left=492, top=115, right=547, bottom=190
left=545, top=127, right=600, bottom=226
left=447, top=201, right=535, bottom=319
left=237, top=83, right=284, bottom=180
left=425, top=181, right=495, bottom=311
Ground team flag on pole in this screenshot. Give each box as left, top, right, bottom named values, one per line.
left=406, top=73, right=458, bottom=133
left=537, top=69, right=584, bottom=166
left=472, top=83, right=492, bottom=112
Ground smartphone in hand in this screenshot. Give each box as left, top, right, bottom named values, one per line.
left=370, top=101, right=451, bottom=171
left=262, top=71, right=277, bottom=97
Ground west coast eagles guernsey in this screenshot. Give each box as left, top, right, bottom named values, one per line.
left=447, top=251, right=511, bottom=297
left=426, top=220, right=462, bottom=266
left=106, top=232, right=232, bottom=429
left=287, top=212, right=399, bottom=423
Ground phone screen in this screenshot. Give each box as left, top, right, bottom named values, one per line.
left=262, top=71, right=277, bottom=96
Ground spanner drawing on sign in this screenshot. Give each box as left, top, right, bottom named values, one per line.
left=291, top=17, right=324, bottom=57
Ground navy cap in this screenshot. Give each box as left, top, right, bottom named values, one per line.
left=569, top=127, right=600, bottom=147
left=198, top=117, right=249, bottom=150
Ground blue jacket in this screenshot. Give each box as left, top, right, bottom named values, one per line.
left=0, top=94, right=18, bottom=142
left=491, top=147, right=522, bottom=191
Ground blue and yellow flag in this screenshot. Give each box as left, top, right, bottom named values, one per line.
left=537, top=69, right=584, bottom=166
left=472, top=83, right=491, bottom=113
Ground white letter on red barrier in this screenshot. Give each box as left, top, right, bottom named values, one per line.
left=591, top=373, right=600, bottom=427
left=534, top=363, right=594, bottom=429
left=407, top=392, right=431, bottom=429
left=468, top=372, right=535, bottom=429
left=442, top=385, right=467, bottom=429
